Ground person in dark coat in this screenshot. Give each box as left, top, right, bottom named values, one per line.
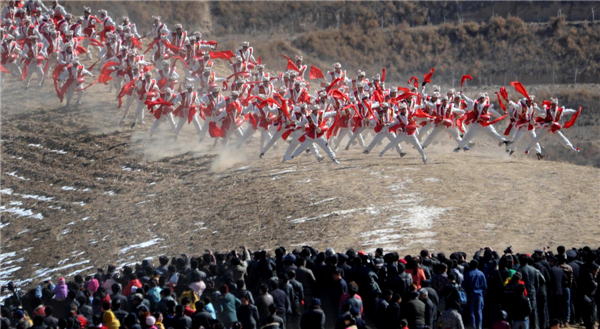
left=462, top=260, right=487, bottom=329
left=263, top=304, right=285, bottom=329
left=174, top=304, right=193, bottom=329
left=191, top=301, right=213, bottom=329
left=375, top=289, right=392, bottom=329
left=269, top=280, right=291, bottom=322
left=236, top=295, right=259, bottom=329
left=31, top=315, right=47, bottom=329
left=403, top=291, right=426, bottom=329
left=419, top=289, right=437, bottom=329
left=532, top=252, right=550, bottom=329
left=547, top=257, right=566, bottom=325
left=255, top=284, right=274, bottom=321
left=384, top=293, right=402, bottom=329
left=111, top=283, right=129, bottom=312
left=579, top=261, right=598, bottom=329
left=517, top=254, right=541, bottom=329
left=300, top=299, right=325, bottom=329
left=42, top=306, right=58, bottom=328
left=111, top=300, right=128, bottom=324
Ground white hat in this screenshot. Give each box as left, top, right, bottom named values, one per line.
left=231, top=91, right=240, bottom=97
left=432, top=85, right=440, bottom=92
left=212, top=86, right=220, bottom=92
left=122, top=16, right=129, bottom=21
left=152, top=16, right=161, bottom=21
left=161, top=60, right=169, bottom=67
left=318, top=91, right=326, bottom=97
left=116, top=26, right=123, bottom=31
left=256, top=64, right=264, bottom=69
left=400, top=103, right=408, bottom=109
left=357, top=82, right=365, bottom=88
left=235, top=79, right=245, bottom=84
left=174, top=24, right=182, bottom=29
left=313, top=104, right=321, bottom=110
left=278, top=86, right=286, bottom=93
left=441, top=96, right=449, bottom=101
left=283, top=73, right=290, bottom=78
left=293, top=80, right=301, bottom=85
left=83, top=6, right=91, bottom=13
left=357, top=70, right=365, bottom=77
left=203, top=67, right=211, bottom=73
left=164, top=87, right=172, bottom=93
left=477, top=93, right=486, bottom=99
left=361, top=94, right=369, bottom=99
left=432, top=92, right=441, bottom=98
left=373, top=74, right=381, bottom=81
left=98, top=9, right=107, bottom=16
left=241, top=41, right=249, bottom=47
left=333, top=62, right=342, bottom=69
left=72, top=59, right=81, bottom=66
left=185, top=83, right=193, bottom=89
left=144, top=72, right=152, bottom=77
left=550, top=98, right=558, bottom=105
left=234, top=56, right=242, bottom=63
left=262, top=77, right=269, bottom=82
left=382, top=102, right=390, bottom=108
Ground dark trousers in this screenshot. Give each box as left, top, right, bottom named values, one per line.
left=581, top=295, right=596, bottom=329
left=536, top=293, right=548, bottom=329
left=527, top=295, right=538, bottom=329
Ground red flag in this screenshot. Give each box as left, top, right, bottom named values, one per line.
left=423, top=68, right=435, bottom=84
left=564, top=107, right=582, bottom=129
left=87, top=60, right=101, bottom=71
left=309, top=65, right=325, bottom=80
left=392, top=92, right=417, bottom=102
left=461, top=75, right=473, bottom=89
left=0, top=65, right=10, bottom=73
left=88, top=38, right=103, bottom=48
left=408, top=76, right=418, bottom=88
left=481, top=114, right=507, bottom=127
left=281, top=55, right=299, bottom=73
left=171, top=56, right=190, bottom=70
left=202, top=40, right=218, bottom=46
left=500, top=86, right=509, bottom=100
left=208, top=121, right=225, bottom=138
left=209, top=50, right=236, bottom=61
left=131, top=37, right=143, bottom=50
left=117, top=77, right=139, bottom=108
left=257, top=56, right=261, bottom=64
left=75, top=44, right=88, bottom=55
left=381, top=68, right=386, bottom=83
left=495, top=92, right=507, bottom=113
left=510, top=81, right=531, bottom=101
left=98, top=61, right=119, bottom=84
left=326, top=78, right=341, bottom=94
left=397, top=86, right=410, bottom=94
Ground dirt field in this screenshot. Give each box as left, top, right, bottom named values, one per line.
left=1, top=57, right=599, bottom=294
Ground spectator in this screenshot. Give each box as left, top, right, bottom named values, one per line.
left=255, top=284, right=274, bottom=320
left=216, top=285, right=240, bottom=327
left=191, top=301, right=212, bottom=329
left=463, top=260, right=487, bottom=329
left=101, top=301, right=120, bottom=329
left=375, top=289, right=392, bottom=329
left=235, top=295, right=259, bottom=329
left=173, top=304, right=192, bottom=329
left=300, top=299, right=325, bottom=329
left=438, top=303, right=465, bottom=329
left=419, top=289, right=437, bottom=329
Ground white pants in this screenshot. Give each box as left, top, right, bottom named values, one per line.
left=149, top=113, right=177, bottom=136
left=417, top=123, right=434, bottom=142
left=0, top=62, right=22, bottom=82
left=345, top=127, right=370, bottom=150
left=422, top=124, right=462, bottom=148
left=132, top=99, right=147, bottom=124
left=81, top=35, right=101, bottom=59
left=262, top=127, right=287, bottom=155
left=175, top=111, right=203, bottom=138
left=283, top=130, right=321, bottom=160
left=509, top=128, right=541, bottom=154
left=65, top=83, right=84, bottom=105
left=505, top=123, right=518, bottom=140
left=291, top=136, right=336, bottom=160
left=120, top=96, right=136, bottom=121
left=236, top=127, right=272, bottom=151
left=457, top=123, right=506, bottom=149
left=380, top=133, right=427, bottom=161
left=24, top=62, right=44, bottom=86
left=525, top=127, right=577, bottom=153
left=113, top=75, right=124, bottom=96
left=221, top=127, right=245, bottom=149
left=331, top=127, right=353, bottom=151
left=365, top=131, right=403, bottom=155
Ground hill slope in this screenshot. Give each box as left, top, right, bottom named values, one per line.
left=1, top=67, right=599, bottom=289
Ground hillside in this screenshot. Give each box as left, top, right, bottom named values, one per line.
left=1, top=59, right=599, bottom=289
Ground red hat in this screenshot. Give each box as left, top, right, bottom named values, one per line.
left=358, top=251, right=366, bottom=256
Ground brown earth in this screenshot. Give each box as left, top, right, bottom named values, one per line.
left=1, top=53, right=600, bottom=296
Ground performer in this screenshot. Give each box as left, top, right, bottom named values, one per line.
left=506, top=98, right=544, bottom=158
left=195, top=86, right=225, bottom=142
left=288, top=104, right=339, bottom=164
left=524, top=98, right=581, bottom=155
left=455, top=93, right=509, bottom=152
left=148, top=87, right=178, bottom=137
left=81, top=6, right=102, bottom=59
left=131, top=71, right=159, bottom=128
left=57, top=59, right=93, bottom=106
left=363, top=102, right=404, bottom=156
left=21, top=35, right=47, bottom=88
left=380, top=103, right=428, bottom=164
left=421, top=96, right=464, bottom=149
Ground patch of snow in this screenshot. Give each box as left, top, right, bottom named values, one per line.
left=17, top=229, right=30, bottom=235
left=1, top=188, right=13, bottom=195
left=103, top=191, right=115, bottom=196
left=148, top=182, right=156, bottom=185
left=67, top=222, right=75, bottom=225
left=64, top=266, right=94, bottom=277
left=135, top=200, right=150, bottom=205
left=118, top=238, right=163, bottom=254
left=82, top=217, right=90, bottom=221
left=297, top=179, right=312, bottom=183
left=34, top=260, right=91, bottom=279
left=61, top=186, right=76, bottom=191
left=0, top=222, right=9, bottom=229
left=96, top=177, right=104, bottom=180
left=0, top=206, right=43, bottom=220
left=61, top=229, right=71, bottom=235
left=9, top=201, right=23, bottom=206
left=6, top=172, right=30, bottom=181
left=122, top=166, right=132, bottom=171
left=28, top=144, right=42, bottom=148
left=81, top=188, right=91, bottom=192
left=57, top=258, right=70, bottom=265
left=72, top=201, right=86, bottom=206
left=21, top=194, right=54, bottom=202
left=424, top=177, right=441, bottom=183
left=49, top=149, right=67, bottom=155
left=270, top=168, right=296, bottom=176
left=310, top=197, right=338, bottom=206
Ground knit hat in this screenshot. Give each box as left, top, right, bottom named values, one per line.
left=146, top=316, right=156, bottom=326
